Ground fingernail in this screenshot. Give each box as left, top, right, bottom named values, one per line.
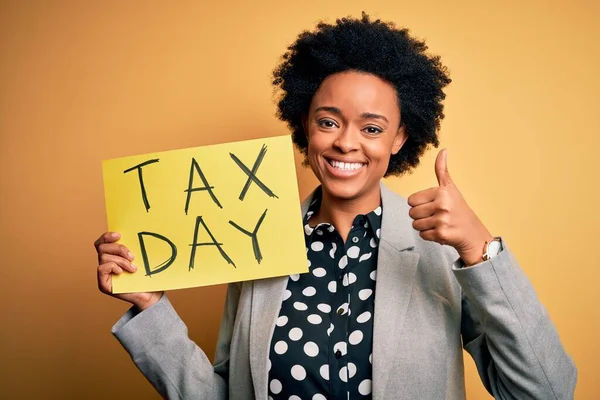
left=128, top=251, right=134, bottom=260
left=131, top=263, right=138, bottom=271
left=111, top=232, right=120, bottom=238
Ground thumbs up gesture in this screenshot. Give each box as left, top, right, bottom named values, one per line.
left=407, top=149, right=494, bottom=266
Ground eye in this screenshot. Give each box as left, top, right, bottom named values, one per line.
left=364, top=126, right=383, bottom=135
left=317, top=119, right=338, bottom=129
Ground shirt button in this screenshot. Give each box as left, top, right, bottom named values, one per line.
left=337, top=307, right=344, bottom=315
left=352, top=237, right=359, bottom=243
left=335, top=350, right=342, bottom=358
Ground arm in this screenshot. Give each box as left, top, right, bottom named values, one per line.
left=112, top=283, right=242, bottom=399
left=407, top=150, right=576, bottom=398
left=455, top=247, right=576, bottom=399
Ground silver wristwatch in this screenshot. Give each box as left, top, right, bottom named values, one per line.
left=482, top=237, right=503, bottom=261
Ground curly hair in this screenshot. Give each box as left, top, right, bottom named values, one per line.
left=272, top=13, right=451, bottom=176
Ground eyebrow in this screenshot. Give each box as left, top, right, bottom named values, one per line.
left=361, top=112, right=388, bottom=123
left=314, top=106, right=389, bottom=123
left=315, top=106, right=342, bottom=115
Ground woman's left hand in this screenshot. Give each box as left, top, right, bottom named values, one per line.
left=407, top=149, right=494, bottom=266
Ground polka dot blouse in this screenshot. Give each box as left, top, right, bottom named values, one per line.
left=268, top=189, right=381, bottom=399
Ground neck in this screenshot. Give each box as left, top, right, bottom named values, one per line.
left=310, top=185, right=381, bottom=242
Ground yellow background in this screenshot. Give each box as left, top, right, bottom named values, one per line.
left=103, top=135, right=307, bottom=292
left=1, top=1, right=598, bottom=398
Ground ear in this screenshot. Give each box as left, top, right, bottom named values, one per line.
left=391, top=124, right=408, bottom=155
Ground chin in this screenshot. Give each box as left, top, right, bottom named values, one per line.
left=321, top=181, right=365, bottom=201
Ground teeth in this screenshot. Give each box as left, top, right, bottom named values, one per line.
left=331, top=160, right=364, bottom=170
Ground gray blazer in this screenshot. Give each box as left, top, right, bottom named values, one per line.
left=113, top=184, right=577, bottom=399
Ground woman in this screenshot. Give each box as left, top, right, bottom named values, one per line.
left=95, top=14, right=576, bottom=399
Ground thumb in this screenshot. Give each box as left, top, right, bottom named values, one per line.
left=435, top=149, right=453, bottom=186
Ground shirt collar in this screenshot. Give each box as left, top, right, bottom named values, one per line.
left=303, top=186, right=382, bottom=241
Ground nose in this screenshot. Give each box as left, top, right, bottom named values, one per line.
left=333, top=127, right=360, bottom=153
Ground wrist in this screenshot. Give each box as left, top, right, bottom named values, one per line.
left=134, top=292, right=163, bottom=311
left=458, top=234, right=495, bottom=267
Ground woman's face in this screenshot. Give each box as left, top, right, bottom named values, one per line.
left=305, top=70, right=407, bottom=203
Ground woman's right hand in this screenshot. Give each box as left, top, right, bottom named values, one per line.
left=94, top=232, right=163, bottom=311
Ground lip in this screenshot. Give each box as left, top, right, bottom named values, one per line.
left=323, top=157, right=366, bottom=178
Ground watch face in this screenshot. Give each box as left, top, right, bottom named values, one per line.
left=488, top=240, right=502, bottom=257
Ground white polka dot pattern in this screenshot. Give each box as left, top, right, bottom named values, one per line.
left=293, top=302, right=308, bottom=311
left=349, top=330, right=364, bottom=345
left=339, top=366, right=348, bottom=382
left=270, top=379, right=282, bottom=394
left=317, top=303, right=331, bottom=313
left=338, top=255, right=348, bottom=269
left=328, top=281, right=337, bottom=293
left=348, top=362, right=357, bottom=378
left=288, top=328, right=303, bottom=341
left=333, top=341, right=348, bottom=356
left=304, top=341, right=319, bottom=357
left=291, top=365, right=306, bottom=380
left=329, top=242, right=337, bottom=259
left=359, top=252, right=372, bottom=262
left=312, top=267, right=326, bottom=277
left=347, top=246, right=360, bottom=259
left=268, top=192, right=381, bottom=399
left=311, top=241, right=324, bottom=251
left=358, top=379, right=372, bottom=395
left=319, top=364, right=329, bottom=381
left=357, top=311, right=372, bottom=323
left=274, top=340, right=288, bottom=355
left=327, top=323, right=334, bottom=336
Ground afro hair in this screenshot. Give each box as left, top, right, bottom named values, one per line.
left=272, top=13, right=451, bottom=176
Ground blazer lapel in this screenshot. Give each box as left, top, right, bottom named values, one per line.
left=249, top=276, right=289, bottom=399
left=248, top=190, right=316, bottom=399
left=372, top=183, right=420, bottom=400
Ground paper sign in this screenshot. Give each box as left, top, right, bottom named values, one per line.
left=102, top=135, right=308, bottom=293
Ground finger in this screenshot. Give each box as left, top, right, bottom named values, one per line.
left=412, top=216, right=436, bottom=232
left=408, top=202, right=437, bottom=220
left=94, top=232, right=121, bottom=250
left=97, top=262, right=123, bottom=294
left=419, top=229, right=439, bottom=243
left=435, top=149, right=454, bottom=187
left=98, top=261, right=124, bottom=276
left=407, top=187, right=438, bottom=207
left=99, top=253, right=137, bottom=273
left=97, top=242, right=134, bottom=261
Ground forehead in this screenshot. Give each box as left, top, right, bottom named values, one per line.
left=310, top=71, right=400, bottom=115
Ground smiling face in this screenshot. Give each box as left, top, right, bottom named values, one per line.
left=305, top=71, right=407, bottom=207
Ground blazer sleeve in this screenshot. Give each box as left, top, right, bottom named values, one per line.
left=111, top=282, right=242, bottom=400
left=453, top=244, right=577, bottom=400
